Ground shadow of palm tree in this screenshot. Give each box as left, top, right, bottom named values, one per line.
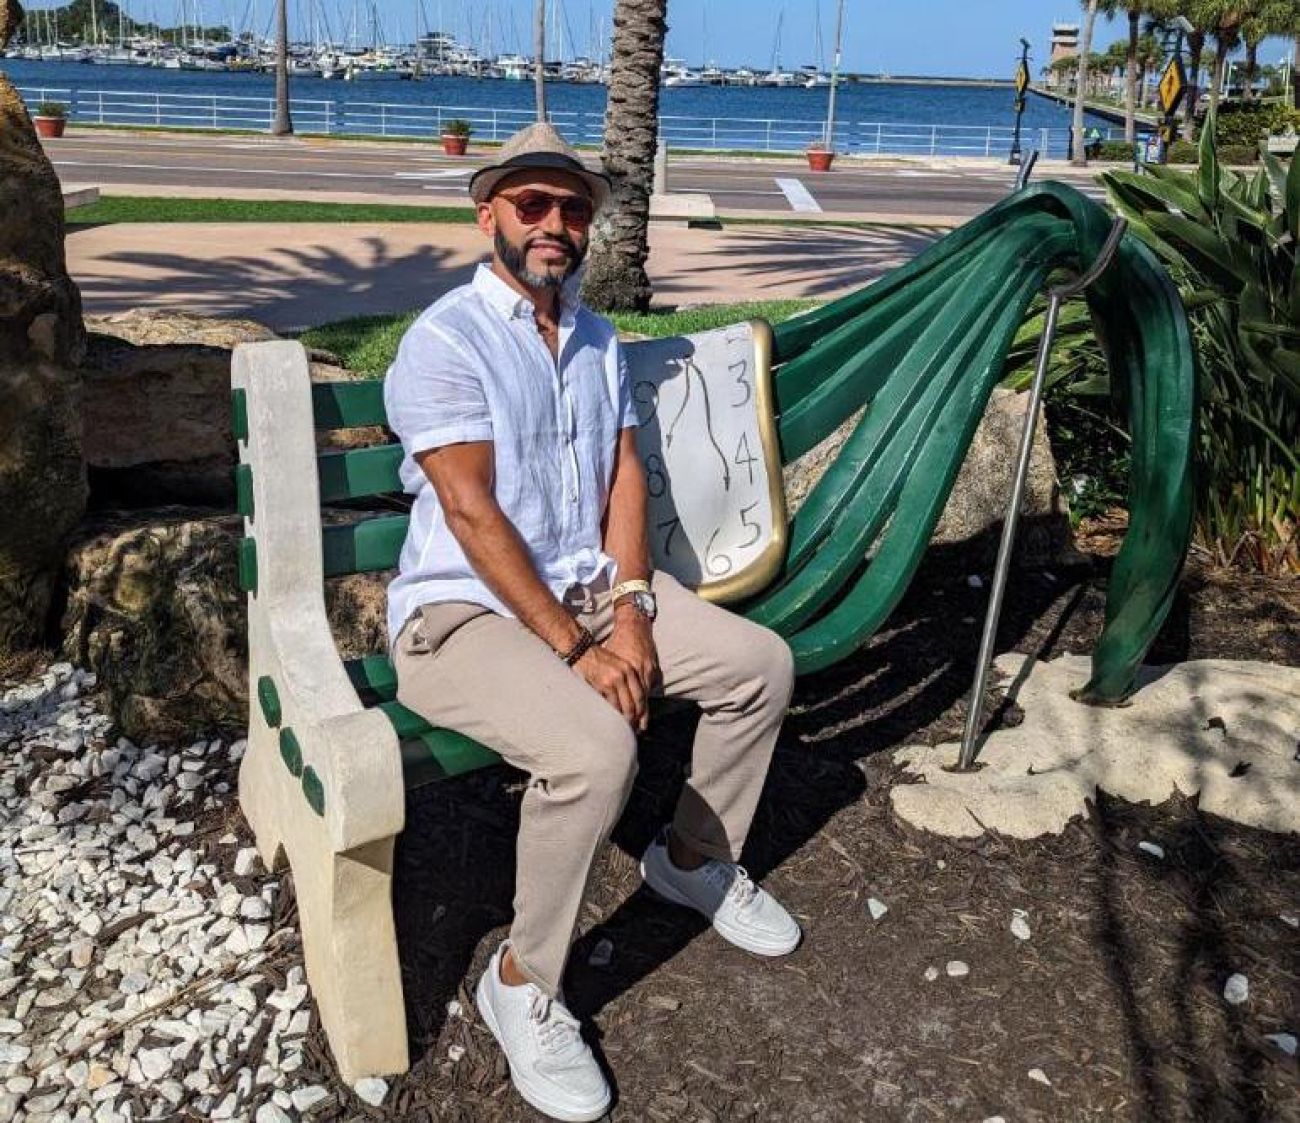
left=69, top=236, right=475, bottom=331
left=652, top=224, right=941, bottom=303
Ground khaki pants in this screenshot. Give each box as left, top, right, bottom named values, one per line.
left=392, top=570, right=795, bottom=996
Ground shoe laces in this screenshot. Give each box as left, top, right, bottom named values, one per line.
left=707, top=860, right=758, bottom=908
left=527, top=989, right=584, bottom=1056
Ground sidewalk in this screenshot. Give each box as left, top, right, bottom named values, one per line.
left=65, top=220, right=938, bottom=331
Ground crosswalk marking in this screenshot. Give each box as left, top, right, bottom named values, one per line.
left=774, top=178, right=822, bottom=213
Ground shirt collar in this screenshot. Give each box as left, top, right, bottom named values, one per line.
left=473, top=262, right=585, bottom=325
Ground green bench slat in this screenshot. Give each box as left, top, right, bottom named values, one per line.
left=235, top=464, right=254, bottom=518
left=377, top=701, right=504, bottom=787
left=232, top=388, right=249, bottom=443
left=237, top=449, right=404, bottom=515
left=344, top=655, right=398, bottom=701
left=312, top=382, right=388, bottom=431
left=321, top=515, right=409, bottom=577
left=317, top=445, right=404, bottom=503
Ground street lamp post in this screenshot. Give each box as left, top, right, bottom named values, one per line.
left=1009, top=38, right=1030, bottom=165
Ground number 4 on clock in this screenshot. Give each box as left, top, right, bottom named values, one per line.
left=734, top=432, right=758, bottom=486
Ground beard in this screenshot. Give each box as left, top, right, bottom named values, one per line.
left=495, top=228, right=587, bottom=290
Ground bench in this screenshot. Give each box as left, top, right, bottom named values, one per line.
left=231, top=180, right=1198, bottom=1083
left=230, top=321, right=786, bottom=1081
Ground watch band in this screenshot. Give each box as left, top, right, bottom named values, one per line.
left=611, top=579, right=652, bottom=603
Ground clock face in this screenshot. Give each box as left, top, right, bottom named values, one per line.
left=624, top=321, right=787, bottom=603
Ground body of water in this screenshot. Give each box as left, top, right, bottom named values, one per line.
left=6, top=59, right=1117, bottom=157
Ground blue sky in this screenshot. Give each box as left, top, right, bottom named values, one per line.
left=91, top=0, right=1297, bottom=75
left=427, top=1, right=1291, bottom=76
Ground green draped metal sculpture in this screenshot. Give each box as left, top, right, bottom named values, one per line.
left=750, top=181, right=1196, bottom=702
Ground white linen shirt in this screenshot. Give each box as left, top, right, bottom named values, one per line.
left=383, top=264, right=637, bottom=645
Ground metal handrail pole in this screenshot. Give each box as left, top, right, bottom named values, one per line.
left=954, top=216, right=1128, bottom=772
left=1014, top=149, right=1040, bottom=191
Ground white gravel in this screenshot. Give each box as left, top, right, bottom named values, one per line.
left=0, top=662, right=339, bottom=1121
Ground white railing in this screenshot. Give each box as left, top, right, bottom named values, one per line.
left=17, top=85, right=1114, bottom=158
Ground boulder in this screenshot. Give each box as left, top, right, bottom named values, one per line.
left=81, top=311, right=277, bottom=507
left=0, top=0, right=89, bottom=651
left=60, top=508, right=393, bottom=742
left=783, top=387, right=1070, bottom=566
left=81, top=310, right=372, bottom=508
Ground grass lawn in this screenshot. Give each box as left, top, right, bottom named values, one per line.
left=299, top=299, right=820, bottom=376
left=66, top=196, right=477, bottom=226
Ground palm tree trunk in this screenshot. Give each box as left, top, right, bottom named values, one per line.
left=271, top=0, right=292, bottom=135
left=581, top=0, right=668, bottom=312
left=1293, top=34, right=1299, bottom=109
left=1243, top=41, right=1258, bottom=100
left=533, top=0, right=547, bottom=122
left=1209, top=45, right=1228, bottom=116
left=1124, top=9, right=1139, bottom=143
left=1185, top=32, right=1204, bottom=130
left=1072, top=0, right=1100, bottom=166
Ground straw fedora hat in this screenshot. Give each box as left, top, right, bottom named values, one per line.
left=468, top=122, right=611, bottom=210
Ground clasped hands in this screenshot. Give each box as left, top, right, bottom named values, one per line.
left=572, top=606, right=659, bottom=732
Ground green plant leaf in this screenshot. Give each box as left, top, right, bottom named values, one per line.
left=1145, top=213, right=1253, bottom=289
left=1262, top=150, right=1289, bottom=201
left=1103, top=170, right=1210, bottom=223
left=1199, top=109, right=1222, bottom=211
left=1288, top=138, right=1300, bottom=244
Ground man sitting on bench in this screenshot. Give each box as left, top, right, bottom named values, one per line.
left=384, top=122, right=799, bottom=1122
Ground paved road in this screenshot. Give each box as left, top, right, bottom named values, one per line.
left=44, top=131, right=1108, bottom=219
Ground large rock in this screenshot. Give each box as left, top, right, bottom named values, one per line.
left=81, top=310, right=366, bottom=508
left=81, top=311, right=278, bottom=507
left=783, top=387, right=1070, bottom=565
left=0, top=0, right=88, bottom=652
left=60, top=508, right=392, bottom=742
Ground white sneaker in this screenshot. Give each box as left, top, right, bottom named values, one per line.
left=640, top=830, right=802, bottom=956
left=474, top=942, right=611, bottom=1123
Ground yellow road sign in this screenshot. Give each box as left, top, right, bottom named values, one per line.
left=1157, top=56, right=1187, bottom=115
left=1014, top=60, right=1029, bottom=96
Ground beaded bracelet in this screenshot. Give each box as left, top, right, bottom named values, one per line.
left=557, top=624, right=596, bottom=666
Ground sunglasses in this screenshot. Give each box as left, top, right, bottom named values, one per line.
left=497, top=190, right=594, bottom=230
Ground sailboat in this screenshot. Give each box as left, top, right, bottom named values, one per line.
left=759, top=9, right=797, bottom=86
left=799, top=2, right=831, bottom=86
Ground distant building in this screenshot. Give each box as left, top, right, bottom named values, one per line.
left=1047, top=21, right=1079, bottom=89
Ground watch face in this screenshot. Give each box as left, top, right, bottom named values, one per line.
left=635, top=592, right=658, bottom=620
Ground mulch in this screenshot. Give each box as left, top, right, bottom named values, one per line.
left=278, top=535, right=1300, bottom=1120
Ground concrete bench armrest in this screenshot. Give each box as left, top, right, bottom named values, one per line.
left=232, top=340, right=404, bottom=854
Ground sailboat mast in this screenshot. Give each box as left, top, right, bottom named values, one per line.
left=824, top=0, right=845, bottom=147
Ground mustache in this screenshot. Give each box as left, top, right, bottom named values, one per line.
left=527, top=232, right=580, bottom=256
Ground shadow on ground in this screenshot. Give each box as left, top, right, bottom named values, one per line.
left=291, top=545, right=1299, bottom=1120
left=66, top=235, right=473, bottom=331
left=652, top=224, right=941, bottom=305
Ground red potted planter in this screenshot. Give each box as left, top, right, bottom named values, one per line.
left=33, top=102, right=68, bottom=139
left=806, top=146, right=834, bottom=172
left=441, top=120, right=472, bottom=156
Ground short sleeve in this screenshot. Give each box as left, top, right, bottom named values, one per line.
left=383, top=318, right=493, bottom=455
left=613, top=338, right=639, bottom=430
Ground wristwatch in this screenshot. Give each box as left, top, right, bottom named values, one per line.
left=612, top=579, right=657, bottom=622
